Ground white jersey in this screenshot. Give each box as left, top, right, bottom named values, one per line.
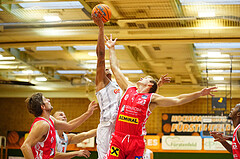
left=96, top=81, right=122, bottom=123
left=143, top=149, right=153, bottom=159
left=56, top=131, right=68, bottom=153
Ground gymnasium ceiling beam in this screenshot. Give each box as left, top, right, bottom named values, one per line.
left=4, top=48, right=64, bottom=81
left=2, top=38, right=240, bottom=48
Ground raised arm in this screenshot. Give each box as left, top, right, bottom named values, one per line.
left=54, top=150, right=91, bottom=159
left=92, top=12, right=109, bottom=92
left=105, top=34, right=134, bottom=92
left=210, top=131, right=232, bottom=153
left=21, top=121, right=49, bottom=159
left=68, top=129, right=97, bottom=144
left=150, top=87, right=217, bottom=111
left=54, top=101, right=98, bottom=132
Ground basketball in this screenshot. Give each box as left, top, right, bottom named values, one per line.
left=92, top=4, right=111, bottom=23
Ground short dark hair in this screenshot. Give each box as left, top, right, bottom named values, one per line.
left=149, top=79, right=157, bottom=93
left=25, top=93, right=44, bottom=117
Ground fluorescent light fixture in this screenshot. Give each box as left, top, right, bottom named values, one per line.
left=0, top=65, right=27, bottom=69
left=180, top=0, right=240, bottom=5
left=194, top=43, right=240, bottom=49
left=121, top=70, right=143, bottom=74
left=74, top=45, right=125, bottom=50
left=213, top=76, right=224, bottom=80
left=84, top=60, right=109, bottom=64
left=13, top=70, right=41, bottom=74
left=198, top=11, right=215, bottom=17
left=19, top=1, right=84, bottom=10
left=56, top=70, right=91, bottom=74
left=200, top=63, right=230, bottom=67
left=17, top=0, right=40, bottom=1
left=18, top=47, right=26, bottom=51
left=197, top=59, right=231, bottom=62
left=43, top=16, right=61, bottom=22
left=207, top=51, right=221, bottom=57
left=202, top=70, right=240, bottom=73
left=35, top=77, right=47, bottom=81
left=0, top=61, right=20, bottom=64
left=22, top=70, right=34, bottom=74
left=88, top=52, right=96, bottom=56
left=36, top=46, right=63, bottom=51
left=0, top=57, right=15, bottom=60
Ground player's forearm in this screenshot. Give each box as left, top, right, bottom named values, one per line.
left=20, top=143, right=35, bottom=159
left=71, top=129, right=97, bottom=144
left=66, top=111, right=93, bottom=131
left=175, top=91, right=201, bottom=105
left=97, top=26, right=105, bottom=57
left=219, top=141, right=232, bottom=153
left=109, top=47, right=119, bottom=70
left=54, top=151, right=79, bottom=159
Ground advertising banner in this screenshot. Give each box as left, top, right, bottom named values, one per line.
left=162, top=136, right=202, bottom=150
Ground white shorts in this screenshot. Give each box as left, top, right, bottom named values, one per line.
left=96, top=122, right=115, bottom=159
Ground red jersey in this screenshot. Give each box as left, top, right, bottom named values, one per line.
left=115, top=86, right=152, bottom=136
left=30, top=117, right=56, bottom=159
left=232, top=124, right=240, bottom=159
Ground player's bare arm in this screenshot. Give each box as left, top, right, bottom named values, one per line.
left=210, top=131, right=232, bottom=153
left=21, top=121, right=49, bottom=159
left=68, top=129, right=97, bottom=144
left=92, top=12, right=109, bottom=92
left=106, top=34, right=134, bottom=92
left=150, top=87, right=217, bottom=111
left=53, top=101, right=98, bottom=131
left=54, top=150, right=91, bottom=159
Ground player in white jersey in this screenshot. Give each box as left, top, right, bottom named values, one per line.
left=143, top=138, right=153, bottom=159
left=92, top=13, right=122, bottom=159
left=53, top=111, right=97, bottom=159
left=92, top=12, right=171, bottom=159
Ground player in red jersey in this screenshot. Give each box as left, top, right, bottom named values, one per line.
left=211, top=103, right=240, bottom=159
left=105, top=35, right=218, bottom=159
left=21, top=93, right=97, bottom=159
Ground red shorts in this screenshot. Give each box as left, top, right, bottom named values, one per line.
left=105, top=131, right=145, bottom=159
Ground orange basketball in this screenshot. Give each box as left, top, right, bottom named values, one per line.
left=92, top=4, right=111, bottom=23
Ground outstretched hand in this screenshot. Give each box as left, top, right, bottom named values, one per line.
left=87, top=101, right=98, bottom=115
left=200, top=87, right=217, bottom=96
left=210, top=131, right=229, bottom=142
left=91, top=11, right=104, bottom=28
left=77, top=150, right=91, bottom=158
left=105, top=34, right=117, bottom=48
left=157, top=74, right=171, bottom=87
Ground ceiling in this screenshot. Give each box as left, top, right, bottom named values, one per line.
left=0, top=0, right=240, bottom=99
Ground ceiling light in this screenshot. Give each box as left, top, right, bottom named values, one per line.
left=43, top=16, right=61, bottom=22
left=213, top=77, right=224, bottom=80
left=0, top=65, right=27, bottom=69
left=18, top=0, right=40, bottom=1
left=121, top=70, right=143, bottom=74
left=0, top=57, right=15, bottom=60
left=36, top=46, right=63, bottom=51
left=84, top=60, right=109, bottom=64
left=35, top=77, right=47, bottom=81
left=0, top=61, right=20, bottom=64
left=22, top=70, right=34, bottom=74
left=198, top=11, right=215, bottom=17
left=19, top=1, right=84, bottom=10
left=56, top=70, right=91, bottom=74
left=88, top=52, right=96, bottom=56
